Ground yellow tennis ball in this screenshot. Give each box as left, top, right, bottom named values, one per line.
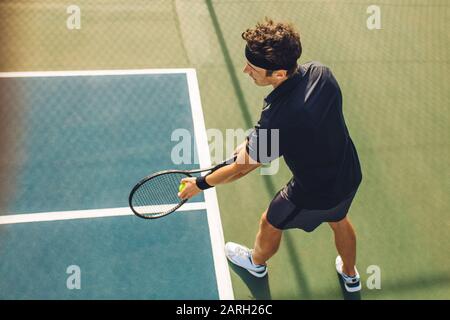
left=179, top=183, right=186, bottom=192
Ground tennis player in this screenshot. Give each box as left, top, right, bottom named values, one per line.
left=179, top=18, right=363, bottom=292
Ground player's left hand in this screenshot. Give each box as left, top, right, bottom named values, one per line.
left=178, top=177, right=201, bottom=200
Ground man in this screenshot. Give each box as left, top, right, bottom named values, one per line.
left=178, top=18, right=363, bottom=292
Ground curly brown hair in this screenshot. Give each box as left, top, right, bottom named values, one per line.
left=242, top=18, right=302, bottom=77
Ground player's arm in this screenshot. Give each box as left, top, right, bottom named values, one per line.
left=178, top=141, right=261, bottom=200
left=219, top=165, right=257, bottom=183
left=205, top=142, right=261, bottom=186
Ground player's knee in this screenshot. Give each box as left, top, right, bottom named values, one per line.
left=328, top=221, right=339, bottom=232
left=260, top=211, right=270, bottom=227
left=328, top=216, right=349, bottom=231
left=329, top=217, right=356, bottom=236
left=260, top=211, right=281, bottom=232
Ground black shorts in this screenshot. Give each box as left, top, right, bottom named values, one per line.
left=266, top=180, right=358, bottom=232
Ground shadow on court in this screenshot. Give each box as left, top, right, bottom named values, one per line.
left=228, top=262, right=272, bottom=300
left=336, top=272, right=362, bottom=300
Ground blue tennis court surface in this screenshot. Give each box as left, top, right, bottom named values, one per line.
left=0, top=70, right=233, bottom=299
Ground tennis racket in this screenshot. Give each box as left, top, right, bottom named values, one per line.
left=129, top=155, right=237, bottom=219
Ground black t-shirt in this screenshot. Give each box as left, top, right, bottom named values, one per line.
left=246, top=61, right=362, bottom=209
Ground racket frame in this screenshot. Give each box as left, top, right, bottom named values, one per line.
left=129, top=156, right=236, bottom=219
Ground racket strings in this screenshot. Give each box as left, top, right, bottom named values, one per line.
left=133, top=174, right=180, bottom=216
left=131, top=172, right=188, bottom=217
left=135, top=173, right=181, bottom=211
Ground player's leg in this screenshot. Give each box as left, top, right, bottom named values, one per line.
left=329, top=216, right=362, bottom=292
left=224, top=209, right=281, bottom=278
left=225, top=181, right=295, bottom=277
left=329, top=217, right=357, bottom=275
left=252, top=210, right=283, bottom=265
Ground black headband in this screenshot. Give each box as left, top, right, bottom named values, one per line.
left=245, top=45, right=296, bottom=71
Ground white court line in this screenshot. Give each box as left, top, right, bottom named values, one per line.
left=0, top=68, right=195, bottom=78
left=0, top=202, right=208, bottom=225
left=186, top=69, right=235, bottom=300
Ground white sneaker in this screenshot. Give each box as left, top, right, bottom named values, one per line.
left=335, top=255, right=362, bottom=292
left=225, top=242, right=268, bottom=278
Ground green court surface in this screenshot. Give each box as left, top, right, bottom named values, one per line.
left=0, top=0, right=449, bottom=300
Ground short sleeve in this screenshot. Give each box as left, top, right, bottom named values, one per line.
left=246, top=121, right=283, bottom=164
